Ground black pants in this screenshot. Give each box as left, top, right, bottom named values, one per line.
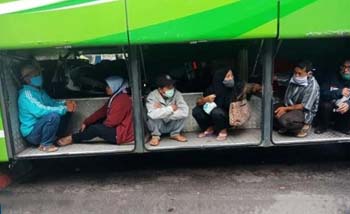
left=317, top=101, right=350, bottom=131
left=72, top=123, right=117, bottom=143
left=273, top=104, right=304, bottom=131
left=57, top=113, right=72, bottom=137
left=192, top=106, right=229, bottom=132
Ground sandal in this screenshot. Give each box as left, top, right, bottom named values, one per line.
left=38, top=144, right=58, bottom=153
left=170, top=134, right=187, bottom=142
left=149, top=136, right=160, bottom=146
left=57, top=136, right=73, bottom=147
left=296, top=125, right=311, bottom=138
left=216, top=132, right=228, bottom=141
left=198, top=130, right=214, bottom=138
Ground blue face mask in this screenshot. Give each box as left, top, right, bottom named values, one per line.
left=203, top=102, right=217, bottom=114
left=164, top=88, right=175, bottom=98
left=30, top=75, right=43, bottom=87
left=340, top=72, right=350, bottom=80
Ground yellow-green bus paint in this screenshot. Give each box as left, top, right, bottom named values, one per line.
left=0, top=109, right=9, bottom=162
left=280, top=0, right=350, bottom=38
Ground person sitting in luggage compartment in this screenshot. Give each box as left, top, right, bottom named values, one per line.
left=274, top=60, right=320, bottom=138
left=315, top=59, right=350, bottom=134
left=146, top=74, right=189, bottom=146
left=192, top=66, right=261, bottom=141
left=18, top=61, right=77, bottom=152
left=58, top=76, right=134, bottom=145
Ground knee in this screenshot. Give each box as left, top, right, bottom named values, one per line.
left=279, top=117, right=291, bottom=128
left=192, top=106, right=203, bottom=117
left=210, top=108, right=226, bottom=119
left=320, top=101, right=333, bottom=111
left=45, top=113, right=61, bottom=123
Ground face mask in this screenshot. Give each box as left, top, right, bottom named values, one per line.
left=30, top=75, right=43, bottom=87
left=203, top=102, right=217, bottom=114
left=164, top=88, right=175, bottom=98
left=340, top=72, right=350, bottom=80
left=291, top=75, right=308, bottom=86
left=222, top=79, right=235, bottom=88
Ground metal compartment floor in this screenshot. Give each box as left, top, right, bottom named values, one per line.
left=273, top=128, right=350, bottom=145
left=16, top=142, right=134, bottom=159
left=145, top=129, right=261, bottom=151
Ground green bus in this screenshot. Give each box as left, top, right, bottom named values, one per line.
left=0, top=0, right=349, bottom=163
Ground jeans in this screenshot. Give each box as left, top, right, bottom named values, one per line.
left=192, top=106, right=229, bottom=132
left=25, top=113, right=68, bottom=146
left=72, top=123, right=117, bottom=143
left=147, top=118, right=186, bottom=137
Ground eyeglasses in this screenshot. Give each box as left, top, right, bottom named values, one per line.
left=342, top=65, right=350, bottom=69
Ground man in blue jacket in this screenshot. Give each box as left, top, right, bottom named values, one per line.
left=18, top=62, right=77, bottom=152
left=315, top=59, right=350, bottom=134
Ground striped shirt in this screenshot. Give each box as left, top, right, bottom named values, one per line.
left=284, top=76, right=320, bottom=124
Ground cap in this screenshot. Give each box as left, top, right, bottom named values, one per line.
left=156, top=74, right=176, bottom=88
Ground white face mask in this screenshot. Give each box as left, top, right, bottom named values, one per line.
left=203, top=102, right=217, bottom=114
left=291, top=75, right=308, bottom=86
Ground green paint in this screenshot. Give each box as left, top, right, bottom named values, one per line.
left=128, top=0, right=277, bottom=44
left=15, top=0, right=97, bottom=14
left=0, top=0, right=128, bottom=49
left=127, top=0, right=238, bottom=30
left=0, top=109, right=9, bottom=162
left=280, top=0, right=350, bottom=38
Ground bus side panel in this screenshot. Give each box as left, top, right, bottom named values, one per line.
left=0, top=109, right=9, bottom=162
left=0, top=0, right=128, bottom=49
left=127, top=0, right=278, bottom=44
left=279, top=0, right=350, bottom=39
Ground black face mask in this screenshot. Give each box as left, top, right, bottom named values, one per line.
left=222, top=79, right=235, bottom=88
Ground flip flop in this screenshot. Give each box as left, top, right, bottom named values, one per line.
left=198, top=130, right=214, bottom=138
left=38, top=144, right=59, bottom=153
left=149, top=136, right=160, bottom=146
left=216, top=132, right=228, bottom=141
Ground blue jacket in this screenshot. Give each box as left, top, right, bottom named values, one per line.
left=320, top=73, right=350, bottom=104
left=18, top=85, right=67, bottom=137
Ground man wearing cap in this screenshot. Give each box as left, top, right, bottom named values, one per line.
left=146, top=74, right=189, bottom=146
left=18, top=61, right=77, bottom=152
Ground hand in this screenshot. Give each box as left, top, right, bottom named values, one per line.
left=66, top=100, right=77, bottom=112
left=274, top=107, right=287, bottom=119
left=154, top=102, right=161, bottom=109
left=80, top=123, right=86, bottom=132
left=252, top=84, right=262, bottom=93
left=337, top=102, right=350, bottom=114
left=171, top=104, right=178, bottom=111
left=66, top=101, right=76, bottom=112
left=206, top=94, right=216, bottom=103
left=342, top=88, right=350, bottom=97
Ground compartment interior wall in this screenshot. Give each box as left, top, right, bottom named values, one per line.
left=2, top=57, right=27, bottom=154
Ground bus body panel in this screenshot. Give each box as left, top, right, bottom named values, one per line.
left=279, top=0, right=350, bottom=39
left=0, top=109, right=9, bottom=162
left=0, top=0, right=128, bottom=49
left=127, top=0, right=278, bottom=44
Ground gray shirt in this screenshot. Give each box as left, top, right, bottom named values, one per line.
left=146, top=89, right=189, bottom=122
left=284, top=76, right=320, bottom=124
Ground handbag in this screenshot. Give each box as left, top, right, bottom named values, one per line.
left=229, top=85, right=251, bottom=127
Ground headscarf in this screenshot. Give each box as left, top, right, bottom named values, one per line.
left=205, top=68, right=244, bottom=110
left=105, top=76, right=129, bottom=109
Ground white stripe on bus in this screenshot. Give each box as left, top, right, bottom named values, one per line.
left=0, top=0, right=63, bottom=15
left=0, top=130, right=4, bottom=138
